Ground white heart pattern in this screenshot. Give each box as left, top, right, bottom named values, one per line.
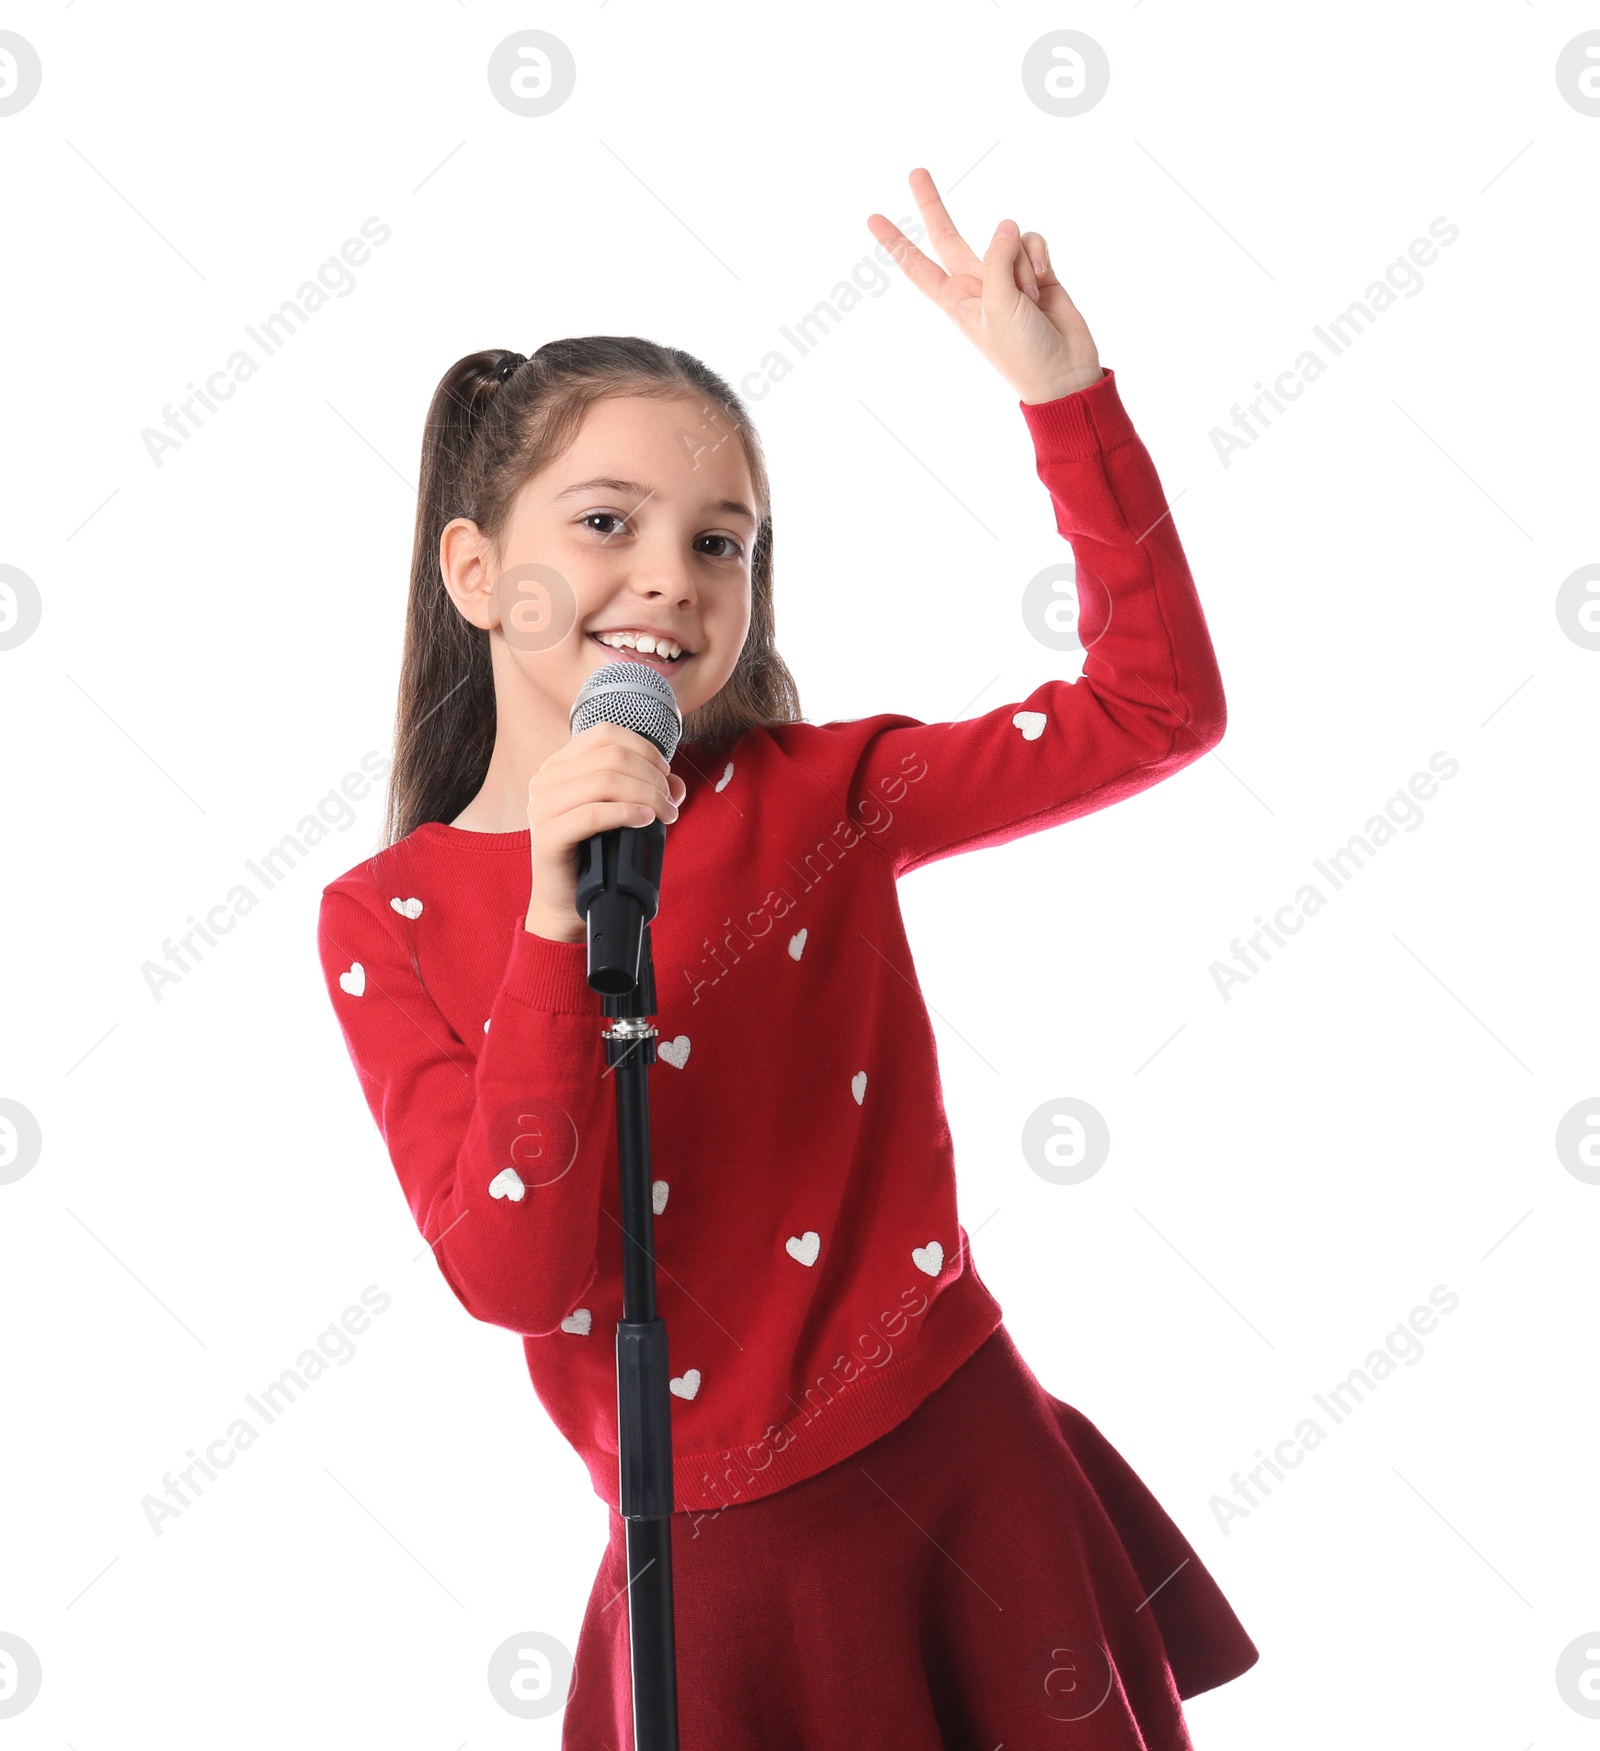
left=715, top=762, right=734, bottom=792
left=560, top=1308, right=592, bottom=1335
left=670, top=1368, right=701, bottom=1400
left=785, top=1231, right=821, bottom=1267
left=652, top=1180, right=669, bottom=1215
left=788, top=928, right=808, bottom=961
left=851, top=1071, right=867, bottom=1105
left=488, top=1167, right=525, bottom=1202
left=658, top=1035, right=691, bottom=1069
left=483, top=1018, right=491, bottom=1033
left=912, top=1240, right=944, bottom=1277
left=339, top=962, right=365, bottom=997
left=1012, top=711, right=1047, bottom=742
left=390, top=896, right=424, bottom=919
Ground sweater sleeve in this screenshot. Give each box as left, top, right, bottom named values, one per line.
left=316, top=883, right=613, bottom=1338
left=841, top=366, right=1227, bottom=880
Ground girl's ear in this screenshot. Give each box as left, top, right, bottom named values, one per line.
left=439, top=517, right=498, bottom=630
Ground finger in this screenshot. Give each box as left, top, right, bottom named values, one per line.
left=867, top=210, right=952, bottom=305
left=908, top=165, right=981, bottom=276
left=982, top=220, right=1030, bottom=310
left=1021, top=230, right=1061, bottom=291
left=1014, top=232, right=1041, bottom=302
left=569, top=720, right=670, bottom=773
left=614, top=723, right=672, bottom=770
left=544, top=770, right=674, bottom=824
left=1020, top=228, right=1087, bottom=324
left=546, top=746, right=673, bottom=806
left=595, top=745, right=674, bottom=794
left=559, top=798, right=670, bottom=837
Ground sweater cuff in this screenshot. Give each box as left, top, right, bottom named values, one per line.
left=501, top=917, right=598, bottom=1013
left=1019, top=365, right=1135, bottom=462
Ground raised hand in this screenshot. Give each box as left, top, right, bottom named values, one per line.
left=867, top=167, right=1104, bottom=405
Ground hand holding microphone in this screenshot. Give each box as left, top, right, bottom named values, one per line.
left=524, top=662, right=687, bottom=951
left=524, top=726, right=685, bottom=941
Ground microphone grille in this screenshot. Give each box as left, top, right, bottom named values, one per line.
left=569, top=659, right=684, bottom=760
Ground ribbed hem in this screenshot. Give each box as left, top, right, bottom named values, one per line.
left=501, top=916, right=597, bottom=1013
left=576, top=1262, right=1006, bottom=1515
left=1019, top=364, right=1135, bottom=462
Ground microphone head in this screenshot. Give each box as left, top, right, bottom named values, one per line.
left=569, top=658, right=684, bottom=761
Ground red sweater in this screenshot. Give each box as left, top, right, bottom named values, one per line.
left=316, top=366, right=1225, bottom=1517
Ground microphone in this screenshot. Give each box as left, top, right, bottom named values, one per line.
left=568, top=659, right=684, bottom=996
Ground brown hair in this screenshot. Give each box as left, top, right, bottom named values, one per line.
left=382, top=336, right=803, bottom=847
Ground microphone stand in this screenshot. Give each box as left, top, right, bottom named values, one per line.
left=576, top=817, right=680, bottom=1751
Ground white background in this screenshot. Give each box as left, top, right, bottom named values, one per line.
left=2, top=3, right=1597, bottom=1746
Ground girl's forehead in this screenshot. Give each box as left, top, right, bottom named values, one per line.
left=532, top=396, right=759, bottom=512
left=575, top=392, right=738, bottom=455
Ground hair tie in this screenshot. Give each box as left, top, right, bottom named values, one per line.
left=496, top=352, right=526, bottom=383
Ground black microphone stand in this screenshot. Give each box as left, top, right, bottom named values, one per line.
left=575, top=815, right=680, bottom=1751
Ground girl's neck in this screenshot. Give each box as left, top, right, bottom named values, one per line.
left=452, top=648, right=569, bottom=831
left=452, top=729, right=567, bottom=830
left=449, top=768, right=534, bottom=832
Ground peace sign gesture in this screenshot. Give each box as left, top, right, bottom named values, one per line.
left=867, top=167, right=1104, bottom=406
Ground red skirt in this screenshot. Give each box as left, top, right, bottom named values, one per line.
left=562, top=1324, right=1259, bottom=1749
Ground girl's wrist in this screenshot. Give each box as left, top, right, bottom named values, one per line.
left=1019, top=365, right=1104, bottom=405
left=524, top=905, right=585, bottom=944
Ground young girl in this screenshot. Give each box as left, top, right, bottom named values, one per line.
left=317, top=169, right=1259, bottom=1749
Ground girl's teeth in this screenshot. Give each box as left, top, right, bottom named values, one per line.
left=598, top=633, right=680, bottom=658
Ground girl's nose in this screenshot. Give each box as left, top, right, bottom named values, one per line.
left=629, top=571, right=697, bottom=609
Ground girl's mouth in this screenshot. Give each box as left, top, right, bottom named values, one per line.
left=587, top=634, right=690, bottom=676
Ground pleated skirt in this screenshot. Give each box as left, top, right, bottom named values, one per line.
left=561, top=1323, right=1259, bottom=1749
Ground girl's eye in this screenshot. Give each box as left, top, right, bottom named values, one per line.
left=581, top=513, right=743, bottom=561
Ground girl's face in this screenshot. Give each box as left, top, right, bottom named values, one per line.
left=443, top=392, right=758, bottom=726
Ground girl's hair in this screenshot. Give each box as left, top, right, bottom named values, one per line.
left=383, top=335, right=803, bottom=847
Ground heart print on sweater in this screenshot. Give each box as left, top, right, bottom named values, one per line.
left=912, top=1240, right=944, bottom=1276
left=785, top=1231, right=820, bottom=1267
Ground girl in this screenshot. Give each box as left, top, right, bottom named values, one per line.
left=317, top=168, right=1258, bottom=1749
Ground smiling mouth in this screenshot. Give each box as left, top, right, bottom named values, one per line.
left=587, top=633, right=691, bottom=671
